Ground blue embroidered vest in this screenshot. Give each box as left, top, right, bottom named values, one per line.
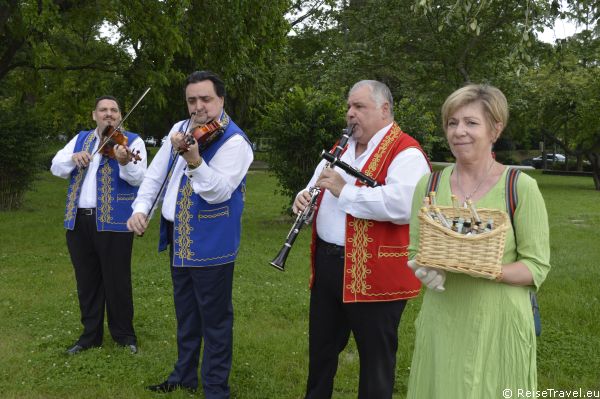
left=159, top=118, right=249, bottom=267
left=64, top=129, right=140, bottom=232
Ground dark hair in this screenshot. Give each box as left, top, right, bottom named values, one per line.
left=184, top=71, right=226, bottom=98
left=94, top=95, right=120, bottom=111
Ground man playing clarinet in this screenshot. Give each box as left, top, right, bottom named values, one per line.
left=293, top=80, right=430, bottom=399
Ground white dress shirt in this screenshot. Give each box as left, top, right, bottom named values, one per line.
left=301, top=123, right=430, bottom=246
left=132, top=120, right=254, bottom=222
left=50, top=129, right=148, bottom=208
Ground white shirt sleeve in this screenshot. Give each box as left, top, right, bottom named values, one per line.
left=336, top=148, right=430, bottom=224
left=131, top=137, right=174, bottom=215
left=50, top=136, right=78, bottom=179
left=185, top=135, right=254, bottom=204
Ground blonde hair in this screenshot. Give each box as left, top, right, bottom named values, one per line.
left=441, top=84, right=508, bottom=137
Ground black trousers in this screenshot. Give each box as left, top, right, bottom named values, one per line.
left=164, top=220, right=234, bottom=399
left=65, top=209, right=136, bottom=347
left=305, top=238, right=407, bottom=399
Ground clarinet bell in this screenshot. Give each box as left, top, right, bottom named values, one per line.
left=269, top=243, right=291, bottom=271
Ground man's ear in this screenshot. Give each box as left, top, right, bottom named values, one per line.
left=381, top=102, right=390, bottom=118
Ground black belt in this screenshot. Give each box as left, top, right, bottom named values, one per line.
left=77, top=208, right=95, bottom=216
left=317, top=237, right=345, bottom=257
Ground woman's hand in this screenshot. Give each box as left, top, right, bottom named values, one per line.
left=408, top=259, right=446, bottom=292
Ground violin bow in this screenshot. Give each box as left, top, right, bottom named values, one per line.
left=144, top=114, right=196, bottom=225
left=93, top=87, right=151, bottom=157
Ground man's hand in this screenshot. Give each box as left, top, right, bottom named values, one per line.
left=170, top=132, right=186, bottom=153
left=316, top=168, right=346, bottom=198
left=293, top=190, right=312, bottom=214
left=114, top=144, right=130, bottom=166
left=72, top=151, right=92, bottom=168
left=171, top=132, right=202, bottom=166
left=407, top=259, right=446, bottom=292
left=127, top=212, right=149, bottom=236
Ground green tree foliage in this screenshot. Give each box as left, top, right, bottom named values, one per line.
left=275, top=0, right=557, bottom=167
left=0, top=0, right=122, bottom=209
left=394, top=97, right=442, bottom=158
left=524, top=30, right=600, bottom=188
left=258, top=86, right=346, bottom=201
left=281, top=0, right=553, bottom=102
left=174, top=0, right=290, bottom=134
left=0, top=0, right=290, bottom=209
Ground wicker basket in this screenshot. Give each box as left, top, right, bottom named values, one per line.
left=415, top=206, right=509, bottom=279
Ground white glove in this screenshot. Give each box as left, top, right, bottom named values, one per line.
left=407, top=259, right=446, bottom=292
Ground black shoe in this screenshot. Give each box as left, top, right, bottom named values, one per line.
left=119, top=343, right=138, bottom=354
left=146, top=381, right=196, bottom=393
left=65, top=344, right=88, bottom=355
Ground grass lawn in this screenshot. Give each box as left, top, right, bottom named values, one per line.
left=0, top=168, right=598, bottom=398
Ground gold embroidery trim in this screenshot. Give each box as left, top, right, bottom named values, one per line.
left=346, top=219, right=373, bottom=296
left=363, top=124, right=403, bottom=179
left=197, top=206, right=229, bottom=219
left=117, top=193, right=135, bottom=201
left=98, top=161, right=114, bottom=224
left=175, top=180, right=195, bottom=260
left=378, top=245, right=408, bottom=258
left=359, top=289, right=421, bottom=297
left=178, top=252, right=237, bottom=263
left=65, top=133, right=95, bottom=223
left=378, top=252, right=409, bottom=258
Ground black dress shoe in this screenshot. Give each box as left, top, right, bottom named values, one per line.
left=116, top=342, right=138, bottom=354
left=65, top=344, right=87, bottom=355
left=146, top=381, right=196, bottom=393
left=146, top=381, right=181, bottom=393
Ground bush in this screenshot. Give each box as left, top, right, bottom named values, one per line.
left=394, top=97, right=444, bottom=158
left=0, top=108, right=46, bottom=210
left=258, top=86, right=346, bottom=202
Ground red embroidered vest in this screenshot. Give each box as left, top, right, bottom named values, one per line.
left=310, top=123, right=430, bottom=303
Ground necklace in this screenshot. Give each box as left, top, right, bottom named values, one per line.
left=455, top=159, right=495, bottom=204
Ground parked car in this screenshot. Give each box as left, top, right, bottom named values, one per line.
left=531, top=153, right=565, bottom=169
left=144, top=136, right=157, bottom=147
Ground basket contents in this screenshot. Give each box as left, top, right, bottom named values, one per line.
left=421, top=193, right=494, bottom=236
left=415, top=191, right=509, bottom=279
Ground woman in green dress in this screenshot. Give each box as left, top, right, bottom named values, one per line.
left=406, top=84, right=551, bottom=399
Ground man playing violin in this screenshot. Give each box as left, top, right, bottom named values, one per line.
left=50, top=95, right=147, bottom=355
left=127, top=71, right=253, bottom=398
left=294, top=80, right=430, bottom=399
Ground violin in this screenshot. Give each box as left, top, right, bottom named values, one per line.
left=142, top=119, right=224, bottom=234
left=100, top=125, right=142, bottom=164
left=90, top=87, right=151, bottom=164
left=181, top=119, right=223, bottom=152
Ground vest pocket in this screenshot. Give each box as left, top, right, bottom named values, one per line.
left=117, top=193, right=135, bottom=201
left=377, top=245, right=408, bottom=259
left=197, top=206, right=230, bottom=220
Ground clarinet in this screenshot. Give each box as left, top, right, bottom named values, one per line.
left=270, top=125, right=377, bottom=271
